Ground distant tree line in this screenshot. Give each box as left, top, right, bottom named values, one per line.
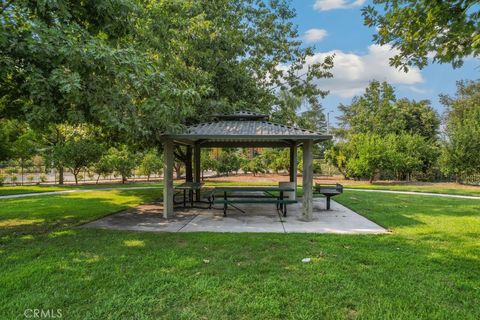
left=325, top=80, right=480, bottom=183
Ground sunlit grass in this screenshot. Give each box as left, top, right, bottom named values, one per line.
left=0, top=189, right=479, bottom=318
left=346, top=183, right=480, bottom=196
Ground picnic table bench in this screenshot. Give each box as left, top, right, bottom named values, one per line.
left=208, top=186, right=297, bottom=217
left=314, top=183, right=343, bottom=210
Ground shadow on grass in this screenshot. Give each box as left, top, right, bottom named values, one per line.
left=0, top=189, right=162, bottom=239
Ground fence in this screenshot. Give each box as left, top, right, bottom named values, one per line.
left=0, top=167, right=162, bottom=186
left=461, top=174, right=480, bottom=186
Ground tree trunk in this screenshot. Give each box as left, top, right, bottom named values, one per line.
left=96, top=174, right=100, bottom=184
left=74, top=174, right=78, bottom=185
left=58, top=166, right=64, bottom=185
left=21, top=159, right=24, bottom=186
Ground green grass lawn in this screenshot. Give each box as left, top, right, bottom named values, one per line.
left=345, top=183, right=480, bottom=197
left=1, top=189, right=479, bottom=319
left=2, top=179, right=480, bottom=198
left=0, top=182, right=164, bottom=196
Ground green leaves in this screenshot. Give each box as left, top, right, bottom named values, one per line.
left=2, top=0, right=332, bottom=146
left=337, top=80, right=440, bottom=140
left=440, top=80, right=480, bottom=179
left=363, top=0, right=479, bottom=70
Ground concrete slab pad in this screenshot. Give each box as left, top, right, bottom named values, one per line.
left=180, top=205, right=284, bottom=233
left=82, top=203, right=195, bottom=232
left=282, top=199, right=386, bottom=234
left=82, top=198, right=387, bottom=234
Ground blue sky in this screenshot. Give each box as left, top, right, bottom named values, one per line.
left=290, top=0, right=479, bottom=123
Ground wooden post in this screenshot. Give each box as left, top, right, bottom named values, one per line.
left=289, top=143, right=297, bottom=184
left=194, top=143, right=201, bottom=201
left=163, top=139, right=174, bottom=218
left=302, top=140, right=313, bottom=221
left=185, top=146, right=193, bottom=182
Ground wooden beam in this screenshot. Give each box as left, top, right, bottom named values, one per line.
left=289, top=143, right=297, bottom=184
left=163, top=139, right=174, bottom=218
left=199, top=141, right=292, bottom=148
left=194, top=143, right=201, bottom=201
left=302, top=140, right=313, bottom=221
left=185, top=146, right=193, bottom=182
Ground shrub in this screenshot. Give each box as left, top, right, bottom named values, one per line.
left=139, top=150, right=163, bottom=181
left=313, top=160, right=322, bottom=174
left=10, top=175, right=18, bottom=184
left=39, top=174, right=47, bottom=183
left=27, top=175, right=35, bottom=183
left=0, top=174, right=5, bottom=186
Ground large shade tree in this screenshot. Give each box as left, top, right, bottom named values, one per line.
left=1, top=0, right=333, bottom=145
left=337, top=81, right=440, bottom=140
left=440, top=80, right=480, bottom=182
left=328, top=81, right=441, bottom=182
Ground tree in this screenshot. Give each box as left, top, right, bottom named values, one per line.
left=396, top=99, right=440, bottom=140
left=326, top=132, right=437, bottom=182
left=10, top=130, right=38, bottom=185
left=93, top=156, right=114, bottom=184
left=325, top=142, right=350, bottom=179
left=201, top=149, right=217, bottom=179
left=139, top=150, right=163, bottom=181
left=271, top=90, right=303, bottom=126
left=2, top=0, right=333, bottom=147
left=104, top=146, right=137, bottom=184
left=363, top=0, right=479, bottom=70
left=345, top=134, right=390, bottom=182
left=385, top=133, right=438, bottom=181
left=337, top=81, right=398, bottom=136
left=241, top=156, right=267, bottom=177
left=45, top=124, right=103, bottom=184
left=298, top=101, right=327, bottom=133
left=337, top=81, right=440, bottom=139
left=62, top=138, right=103, bottom=184
left=440, top=80, right=480, bottom=181
left=262, top=149, right=290, bottom=174
left=215, top=149, right=242, bottom=176
left=0, top=119, right=21, bottom=162
left=0, top=0, right=201, bottom=141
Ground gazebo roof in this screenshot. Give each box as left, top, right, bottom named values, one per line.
left=212, top=111, right=269, bottom=121
left=164, top=110, right=331, bottom=147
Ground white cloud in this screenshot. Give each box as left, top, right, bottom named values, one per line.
left=405, top=86, right=431, bottom=95
left=302, top=44, right=424, bottom=98
left=314, top=0, right=366, bottom=11
left=304, top=28, right=328, bottom=43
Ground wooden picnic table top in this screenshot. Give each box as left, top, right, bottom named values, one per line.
left=212, top=186, right=295, bottom=193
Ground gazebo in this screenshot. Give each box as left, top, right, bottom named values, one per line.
left=161, top=111, right=332, bottom=221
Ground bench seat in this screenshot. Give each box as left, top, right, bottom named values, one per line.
left=213, top=199, right=297, bottom=204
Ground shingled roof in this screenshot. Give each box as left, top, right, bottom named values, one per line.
left=165, top=111, right=331, bottom=145
left=212, top=111, right=269, bottom=121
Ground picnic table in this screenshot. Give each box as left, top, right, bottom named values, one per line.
left=174, top=182, right=203, bottom=208
left=208, top=186, right=297, bottom=217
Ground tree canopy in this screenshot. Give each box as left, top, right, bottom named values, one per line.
left=337, top=81, right=440, bottom=139
left=1, top=0, right=333, bottom=146
left=363, top=0, right=480, bottom=70
left=440, top=80, right=480, bottom=180
left=327, top=81, right=441, bottom=182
